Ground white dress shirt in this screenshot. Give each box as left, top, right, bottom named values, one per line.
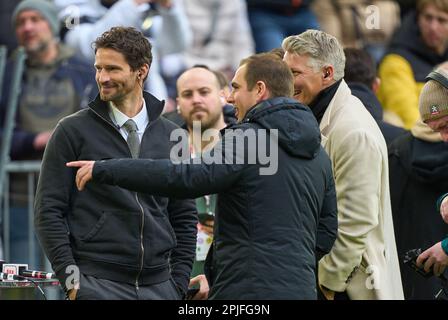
left=108, top=99, right=149, bottom=142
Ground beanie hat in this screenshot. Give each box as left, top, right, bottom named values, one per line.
left=12, top=0, right=60, bottom=36
left=419, top=66, right=448, bottom=122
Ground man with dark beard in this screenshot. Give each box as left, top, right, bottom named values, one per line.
left=176, top=67, right=228, bottom=153
left=175, top=67, right=229, bottom=287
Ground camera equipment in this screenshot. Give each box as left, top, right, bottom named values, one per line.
left=403, top=248, right=448, bottom=299
left=403, top=248, right=434, bottom=278
left=185, top=287, right=200, bottom=300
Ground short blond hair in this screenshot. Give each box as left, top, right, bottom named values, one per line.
left=282, top=30, right=346, bottom=81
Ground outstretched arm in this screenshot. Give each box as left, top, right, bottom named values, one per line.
left=67, top=130, right=249, bottom=198
left=67, top=157, right=243, bottom=198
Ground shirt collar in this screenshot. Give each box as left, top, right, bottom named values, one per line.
left=109, top=99, right=148, bottom=131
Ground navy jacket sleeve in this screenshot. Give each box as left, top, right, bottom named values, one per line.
left=316, top=167, right=338, bottom=258
left=92, top=135, right=246, bottom=198
left=167, top=197, right=197, bottom=295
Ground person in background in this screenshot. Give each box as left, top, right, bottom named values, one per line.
left=388, top=63, right=448, bottom=299
left=343, top=47, right=407, bottom=146
left=162, top=65, right=235, bottom=297
left=377, top=0, right=448, bottom=129
left=0, top=0, right=96, bottom=268
left=163, top=0, right=254, bottom=82
left=163, top=67, right=236, bottom=127
left=416, top=65, right=448, bottom=279
left=246, top=0, right=319, bottom=53
left=311, top=0, right=400, bottom=62
left=173, top=66, right=227, bottom=282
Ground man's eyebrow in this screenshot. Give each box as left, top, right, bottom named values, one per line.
left=94, top=64, right=122, bottom=69
left=179, top=88, right=192, bottom=94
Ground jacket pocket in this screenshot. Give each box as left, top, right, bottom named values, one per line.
left=75, top=210, right=141, bottom=265
left=80, top=211, right=108, bottom=242
left=144, top=214, right=177, bottom=265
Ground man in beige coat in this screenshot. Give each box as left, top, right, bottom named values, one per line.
left=282, top=30, right=404, bottom=300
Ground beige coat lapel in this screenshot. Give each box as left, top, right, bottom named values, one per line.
left=319, top=80, right=352, bottom=148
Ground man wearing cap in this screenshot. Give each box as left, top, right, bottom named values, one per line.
left=416, top=64, right=448, bottom=277
left=419, top=65, right=448, bottom=142
left=388, top=63, right=448, bottom=298
left=0, top=0, right=96, bottom=268
left=4, top=0, right=97, bottom=160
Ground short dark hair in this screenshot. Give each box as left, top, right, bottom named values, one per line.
left=344, top=48, right=376, bottom=88
left=93, top=27, right=152, bottom=72
left=239, top=53, right=293, bottom=98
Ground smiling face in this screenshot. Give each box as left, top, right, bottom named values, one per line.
left=15, top=10, right=53, bottom=54
left=227, top=64, right=259, bottom=122
left=283, top=51, right=324, bottom=105
left=176, top=68, right=224, bottom=131
left=94, top=48, right=141, bottom=104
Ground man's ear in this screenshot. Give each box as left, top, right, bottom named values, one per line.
left=257, top=81, right=266, bottom=95
left=322, top=66, right=334, bottom=83
left=256, top=80, right=270, bottom=101
left=218, top=89, right=226, bottom=106
left=372, top=77, right=381, bottom=95
left=139, top=63, right=150, bottom=80
left=175, top=97, right=180, bottom=111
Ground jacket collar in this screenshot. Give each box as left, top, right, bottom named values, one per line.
left=88, top=91, right=165, bottom=128
left=319, top=79, right=351, bottom=141
left=309, top=80, right=341, bottom=124
left=242, top=97, right=298, bottom=122
left=411, top=118, right=443, bottom=143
